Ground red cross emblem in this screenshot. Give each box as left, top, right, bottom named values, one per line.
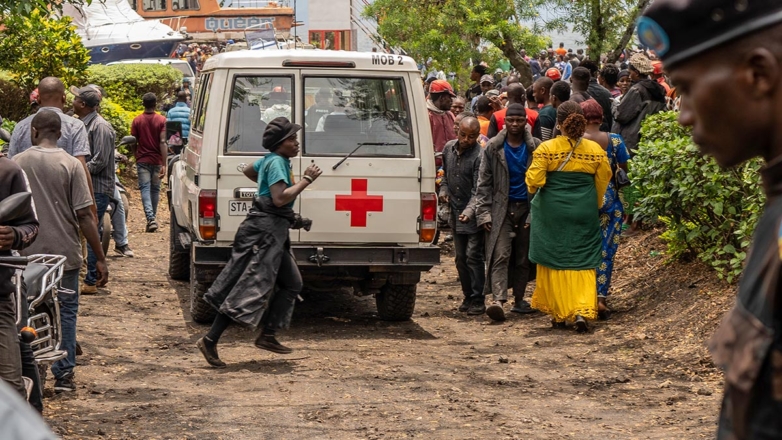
left=335, top=179, right=384, bottom=227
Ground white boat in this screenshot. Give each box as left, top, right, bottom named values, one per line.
left=62, top=0, right=184, bottom=64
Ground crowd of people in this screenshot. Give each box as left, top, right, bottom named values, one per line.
left=1, top=76, right=174, bottom=414
left=3, top=0, right=782, bottom=434
left=174, top=41, right=232, bottom=74
left=428, top=49, right=671, bottom=329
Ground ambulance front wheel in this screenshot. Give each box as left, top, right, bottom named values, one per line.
left=376, top=283, right=416, bottom=321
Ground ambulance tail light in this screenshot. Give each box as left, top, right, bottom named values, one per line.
left=419, top=193, right=437, bottom=243
left=198, top=189, right=218, bottom=240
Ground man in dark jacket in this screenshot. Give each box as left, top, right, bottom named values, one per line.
left=0, top=157, right=38, bottom=399
left=475, top=104, right=541, bottom=322
left=639, top=1, right=782, bottom=438
left=612, top=53, right=667, bottom=154
left=580, top=60, right=615, bottom=131
left=440, top=117, right=486, bottom=315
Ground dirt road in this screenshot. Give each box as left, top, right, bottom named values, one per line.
left=44, top=199, right=726, bottom=439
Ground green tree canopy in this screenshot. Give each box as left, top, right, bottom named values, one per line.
left=364, top=0, right=549, bottom=86
left=530, top=0, right=651, bottom=63
left=0, top=0, right=93, bottom=17
left=0, top=9, right=90, bottom=91
left=364, top=0, right=650, bottom=85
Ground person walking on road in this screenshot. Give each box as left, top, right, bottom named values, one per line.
left=580, top=99, right=630, bottom=320
left=130, top=93, right=167, bottom=233
left=427, top=80, right=457, bottom=168
left=197, top=118, right=321, bottom=368
left=439, top=117, right=486, bottom=315
left=639, top=1, right=782, bottom=437
left=14, top=110, right=108, bottom=393
left=70, top=85, right=115, bottom=295
left=166, top=91, right=191, bottom=146
left=475, top=104, right=541, bottom=322
left=7, top=77, right=94, bottom=201
left=526, top=102, right=611, bottom=333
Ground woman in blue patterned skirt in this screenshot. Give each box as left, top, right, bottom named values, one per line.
left=580, top=99, right=630, bottom=319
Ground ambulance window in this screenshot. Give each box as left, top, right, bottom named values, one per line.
left=226, top=75, right=293, bottom=154
left=190, top=73, right=211, bottom=134
left=302, top=76, right=413, bottom=157
left=194, top=73, right=211, bottom=133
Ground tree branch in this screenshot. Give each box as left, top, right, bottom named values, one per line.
left=606, top=0, right=652, bottom=64
left=498, top=33, right=532, bottom=87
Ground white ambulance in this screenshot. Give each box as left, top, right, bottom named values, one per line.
left=167, top=50, right=440, bottom=323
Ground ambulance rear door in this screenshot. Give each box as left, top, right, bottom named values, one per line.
left=296, top=71, right=422, bottom=244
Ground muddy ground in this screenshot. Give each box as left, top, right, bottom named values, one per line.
left=43, top=192, right=733, bottom=440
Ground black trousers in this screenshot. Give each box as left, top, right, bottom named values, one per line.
left=262, top=252, right=302, bottom=332
left=453, top=232, right=485, bottom=301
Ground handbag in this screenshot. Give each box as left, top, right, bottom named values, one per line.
left=611, top=141, right=631, bottom=189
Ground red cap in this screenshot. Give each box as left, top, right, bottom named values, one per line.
left=29, top=88, right=39, bottom=105
left=651, top=60, right=664, bottom=75
left=429, top=79, right=456, bottom=97
left=545, top=68, right=561, bottom=81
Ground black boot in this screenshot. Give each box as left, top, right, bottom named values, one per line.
left=466, top=298, right=486, bottom=315
left=458, top=297, right=471, bottom=312
left=197, top=337, right=226, bottom=368
left=255, top=333, right=293, bottom=354
left=511, top=299, right=536, bottom=314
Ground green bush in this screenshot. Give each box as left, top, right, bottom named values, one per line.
left=1, top=117, right=16, bottom=148
left=631, top=111, right=765, bottom=282
left=99, top=98, right=138, bottom=147
left=0, top=10, right=90, bottom=92
left=86, top=64, right=182, bottom=112
left=0, top=79, right=32, bottom=123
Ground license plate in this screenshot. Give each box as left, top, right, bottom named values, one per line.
left=229, top=200, right=251, bottom=216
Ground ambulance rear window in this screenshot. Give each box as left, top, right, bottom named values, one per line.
left=225, top=75, right=294, bottom=154
left=301, top=76, right=413, bottom=157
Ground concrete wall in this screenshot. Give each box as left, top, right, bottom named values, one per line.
left=295, top=0, right=376, bottom=52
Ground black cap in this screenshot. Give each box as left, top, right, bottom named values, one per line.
left=506, top=103, right=526, bottom=118
left=263, top=117, right=301, bottom=151
left=639, top=0, right=782, bottom=68
left=69, top=85, right=102, bottom=108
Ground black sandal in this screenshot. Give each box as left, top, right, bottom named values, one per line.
left=597, top=298, right=612, bottom=321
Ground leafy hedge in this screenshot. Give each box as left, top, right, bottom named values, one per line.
left=85, top=64, right=182, bottom=112
left=0, top=79, right=32, bottom=123
left=631, top=111, right=764, bottom=282
left=99, top=98, right=138, bottom=143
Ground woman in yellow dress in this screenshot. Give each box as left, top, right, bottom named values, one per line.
left=525, top=101, right=612, bottom=332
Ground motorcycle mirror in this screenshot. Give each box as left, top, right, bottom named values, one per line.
left=0, top=192, right=32, bottom=223
left=119, top=135, right=137, bottom=146
left=0, top=128, right=11, bottom=143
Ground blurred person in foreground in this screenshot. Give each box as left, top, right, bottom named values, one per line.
left=639, top=0, right=782, bottom=437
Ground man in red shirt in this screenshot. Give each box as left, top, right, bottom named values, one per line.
left=130, top=93, right=167, bottom=232
left=486, top=83, right=539, bottom=139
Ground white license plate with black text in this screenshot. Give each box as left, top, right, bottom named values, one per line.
left=229, top=200, right=251, bottom=216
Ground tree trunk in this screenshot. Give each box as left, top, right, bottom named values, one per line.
left=606, top=0, right=652, bottom=64
left=586, top=0, right=608, bottom=61
left=498, top=33, right=532, bottom=87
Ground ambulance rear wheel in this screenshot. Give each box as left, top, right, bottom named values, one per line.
left=190, top=279, right=216, bottom=324
left=376, top=283, right=416, bottom=321
left=168, top=208, right=190, bottom=281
